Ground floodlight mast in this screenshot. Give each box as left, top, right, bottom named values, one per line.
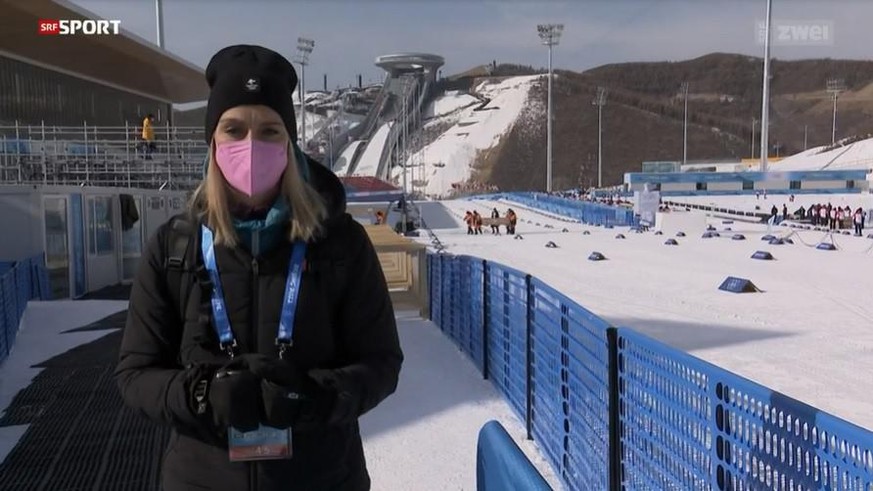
left=759, top=0, right=772, bottom=172
left=827, top=78, right=846, bottom=145
left=593, top=88, right=607, bottom=188
left=537, top=23, right=563, bottom=192
left=295, top=37, right=316, bottom=149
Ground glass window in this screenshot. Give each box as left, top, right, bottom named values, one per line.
left=789, top=180, right=801, bottom=189
left=88, top=196, right=114, bottom=255
left=44, top=197, right=70, bottom=298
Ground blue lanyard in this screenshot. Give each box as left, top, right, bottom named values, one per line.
left=200, top=225, right=306, bottom=358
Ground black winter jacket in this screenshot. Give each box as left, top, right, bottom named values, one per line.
left=115, top=160, right=403, bottom=491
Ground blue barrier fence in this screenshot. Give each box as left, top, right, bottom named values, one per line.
left=475, top=192, right=639, bottom=228
left=428, top=253, right=873, bottom=490
left=477, top=420, right=551, bottom=490
left=0, top=254, right=51, bottom=365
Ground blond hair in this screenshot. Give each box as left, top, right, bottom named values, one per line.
left=190, top=142, right=328, bottom=247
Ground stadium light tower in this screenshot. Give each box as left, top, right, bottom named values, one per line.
left=827, top=78, right=846, bottom=145
left=154, top=0, right=165, bottom=48
left=681, top=82, right=689, bottom=165
left=593, top=87, right=607, bottom=188
left=295, top=37, right=316, bottom=149
left=537, top=23, right=563, bottom=193
left=759, top=0, right=773, bottom=172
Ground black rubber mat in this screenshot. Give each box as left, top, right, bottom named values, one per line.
left=0, top=312, right=169, bottom=491
left=78, top=283, right=132, bottom=300
left=64, top=310, right=128, bottom=333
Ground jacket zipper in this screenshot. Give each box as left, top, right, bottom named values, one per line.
left=250, top=244, right=260, bottom=491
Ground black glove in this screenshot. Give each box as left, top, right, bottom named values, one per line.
left=206, top=354, right=274, bottom=432
left=251, top=360, right=336, bottom=430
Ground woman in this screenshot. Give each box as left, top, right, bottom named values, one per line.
left=115, top=45, right=403, bottom=491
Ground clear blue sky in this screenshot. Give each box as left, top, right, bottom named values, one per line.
left=73, top=0, right=873, bottom=92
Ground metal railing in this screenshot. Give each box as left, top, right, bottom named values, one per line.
left=0, top=122, right=208, bottom=189
left=1, top=254, right=51, bottom=364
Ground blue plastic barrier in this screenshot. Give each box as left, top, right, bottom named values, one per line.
left=485, top=263, right=529, bottom=421
left=426, top=252, right=873, bottom=491
left=476, top=420, right=551, bottom=491
left=617, top=328, right=873, bottom=490
left=0, top=254, right=51, bottom=364
left=529, top=278, right=611, bottom=490
left=481, top=192, right=639, bottom=228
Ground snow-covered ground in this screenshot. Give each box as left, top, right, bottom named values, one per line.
left=422, top=90, right=481, bottom=119
left=351, top=122, right=393, bottom=177
left=673, top=192, right=873, bottom=214
left=295, top=111, right=327, bottom=142
left=0, top=303, right=560, bottom=490
left=400, top=75, right=544, bottom=197
left=765, top=136, right=873, bottom=171
left=419, top=197, right=873, bottom=431
left=333, top=140, right=364, bottom=175
left=361, top=310, right=560, bottom=490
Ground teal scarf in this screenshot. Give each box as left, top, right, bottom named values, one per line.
left=232, top=197, right=290, bottom=256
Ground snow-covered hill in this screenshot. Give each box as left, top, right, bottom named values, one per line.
left=395, top=75, right=544, bottom=198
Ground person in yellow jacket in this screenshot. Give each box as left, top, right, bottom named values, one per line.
left=141, top=113, right=156, bottom=159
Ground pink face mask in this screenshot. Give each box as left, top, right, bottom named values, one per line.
left=215, top=139, right=287, bottom=197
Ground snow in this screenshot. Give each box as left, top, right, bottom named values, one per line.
left=295, top=111, right=328, bottom=142
left=333, top=140, right=364, bottom=176
left=419, top=197, right=873, bottom=431
left=768, top=136, right=873, bottom=171
left=351, top=122, right=393, bottom=177
left=423, top=90, right=481, bottom=119
left=402, top=75, right=544, bottom=198
left=672, top=193, right=873, bottom=215
left=361, top=310, right=561, bottom=490
left=0, top=303, right=561, bottom=489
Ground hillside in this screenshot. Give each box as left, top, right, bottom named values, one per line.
left=451, top=53, right=873, bottom=191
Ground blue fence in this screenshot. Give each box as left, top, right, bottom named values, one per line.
left=477, top=192, right=638, bottom=228
left=0, top=254, right=51, bottom=364
left=428, top=253, right=873, bottom=491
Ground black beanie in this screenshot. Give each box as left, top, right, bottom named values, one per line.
left=204, top=45, right=298, bottom=144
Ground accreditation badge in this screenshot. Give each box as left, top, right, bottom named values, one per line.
left=228, top=424, right=293, bottom=461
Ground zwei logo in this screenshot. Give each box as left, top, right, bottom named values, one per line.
left=756, top=19, right=834, bottom=46
left=38, top=19, right=121, bottom=36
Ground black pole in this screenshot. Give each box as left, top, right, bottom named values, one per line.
left=358, top=74, right=362, bottom=89
left=524, top=273, right=533, bottom=441
left=323, top=74, right=327, bottom=92
left=481, top=260, right=489, bottom=380
left=607, top=327, right=622, bottom=491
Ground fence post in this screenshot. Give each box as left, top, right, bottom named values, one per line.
left=482, top=260, right=489, bottom=380
left=426, top=254, right=432, bottom=320
left=125, top=121, right=130, bottom=163
left=607, top=327, right=622, bottom=491
left=41, top=120, right=47, bottom=185
left=439, top=254, right=446, bottom=332
left=0, top=279, right=7, bottom=360
left=524, top=273, right=533, bottom=441
left=15, top=120, right=21, bottom=183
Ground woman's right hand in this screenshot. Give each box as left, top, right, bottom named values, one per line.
left=209, top=367, right=262, bottom=432
left=205, top=354, right=279, bottom=432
